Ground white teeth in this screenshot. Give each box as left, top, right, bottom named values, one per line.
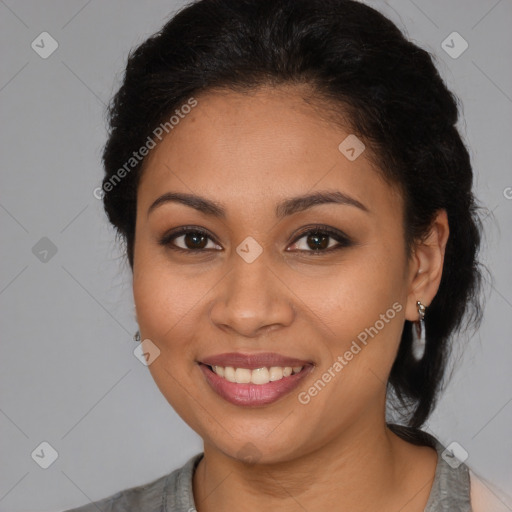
left=210, top=365, right=304, bottom=384
left=235, top=368, right=251, bottom=383
left=251, top=367, right=270, bottom=385
left=224, top=366, right=236, bottom=382
left=269, top=366, right=283, bottom=381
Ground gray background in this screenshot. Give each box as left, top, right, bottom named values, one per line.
left=0, top=0, right=511, bottom=510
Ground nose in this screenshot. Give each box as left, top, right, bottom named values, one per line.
left=209, top=250, right=295, bottom=338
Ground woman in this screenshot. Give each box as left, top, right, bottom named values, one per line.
left=64, top=0, right=508, bottom=510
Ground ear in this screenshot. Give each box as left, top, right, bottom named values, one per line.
left=405, top=209, right=450, bottom=322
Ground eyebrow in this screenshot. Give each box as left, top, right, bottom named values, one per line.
left=147, top=189, right=369, bottom=219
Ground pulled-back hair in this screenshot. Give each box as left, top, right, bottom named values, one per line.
left=101, top=0, right=487, bottom=427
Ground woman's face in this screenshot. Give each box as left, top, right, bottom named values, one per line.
left=133, top=85, right=421, bottom=463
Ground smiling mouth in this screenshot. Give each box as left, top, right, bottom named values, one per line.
left=198, top=362, right=314, bottom=407
left=204, top=363, right=306, bottom=385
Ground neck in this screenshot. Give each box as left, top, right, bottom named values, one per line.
left=192, top=414, right=437, bottom=512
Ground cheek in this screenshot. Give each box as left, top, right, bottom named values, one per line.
left=288, top=241, right=405, bottom=342
left=132, top=257, right=209, bottom=432
left=134, top=270, right=200, bottom=339
left=132, top=232, right=212, bottom=343
left=132, top=263, right=206, bottom=429
left=288, top=240, right=407, bottom=396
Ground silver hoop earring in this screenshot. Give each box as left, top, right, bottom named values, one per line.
left=133, top=330, right=141, bottom=342
left=411, top=300, right=426, bottom=361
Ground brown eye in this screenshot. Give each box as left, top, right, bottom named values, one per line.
left=159, top=227, right=222, bottom=252
left=288, top=226, right=353, bottom=253
left=304, top=232, right=331, bottom=250
left=179, top=232, right=209, bottom=250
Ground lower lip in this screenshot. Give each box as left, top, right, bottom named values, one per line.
left=198, top=363, right=312, bottom=407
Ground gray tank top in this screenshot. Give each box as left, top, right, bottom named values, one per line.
left=62, top=425, right=472, bottom=511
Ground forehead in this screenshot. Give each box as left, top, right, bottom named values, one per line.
left=138, top=86, right=402, bottom=219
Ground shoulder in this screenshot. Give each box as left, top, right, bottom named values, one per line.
left=60, top=453, right=203, bottom=512
left=470, top=469, right=512, bottom=512
left=60, top=472, right=169, bottom=512
left=388, top=424, right=512, bottom=511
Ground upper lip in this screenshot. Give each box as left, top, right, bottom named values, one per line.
left=199, top=352, right=313, bottom=369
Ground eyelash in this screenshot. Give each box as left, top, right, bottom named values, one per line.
left=159, top=224, right=353, bottom=255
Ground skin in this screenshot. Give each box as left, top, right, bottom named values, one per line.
left=132, top=84, right=450, bottom=512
